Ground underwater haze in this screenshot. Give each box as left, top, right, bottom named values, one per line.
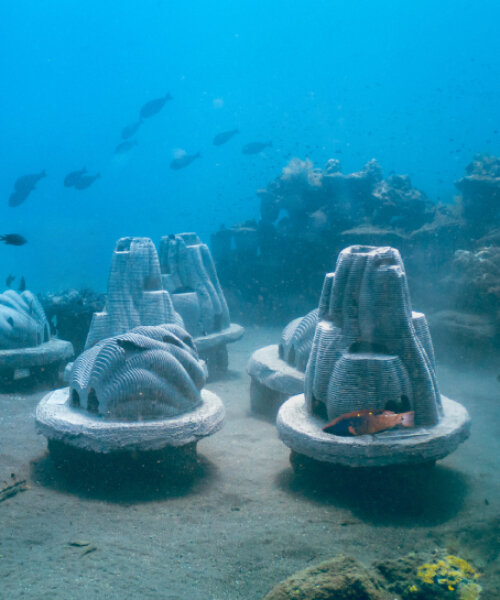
left=1, top=0, right=500, bottom=291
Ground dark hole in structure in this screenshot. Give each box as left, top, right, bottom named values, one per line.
left=143, top=274, right=161, bottom=291
left=87, top=389, right=99, bottom=414
left=288, top=346, right=296, bottom=366
left=173, top=286, right=195, bottom=294
left=311, top=396, right=327, bottom=420
left=71, top=389, right=80, bottom=408
left=385, top=394, right=411, bottom=413
left=278, top=344, right=284, bottom=359
left=349, top=340, right=390, bottom=354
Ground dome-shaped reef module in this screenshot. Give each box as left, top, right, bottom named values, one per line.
left=276, top=245, right=471, bottom=469
left=0, top=289, right=73, bottom=387
left=35, top=324, right=225, bottom=467
left=85, top=237, right=183, bottom=351
left=158, top=232, right=244, bottom=376
left=247, top=309, right=318, bottom=417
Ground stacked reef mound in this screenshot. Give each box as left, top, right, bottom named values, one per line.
left=248, top=309, right=319, bottom=415
left=305, top=245, right=440, bottom=426
left=277, top=245, right=470, bottom=467
left=85, top=237, right=181, bottom=349
left=36, top=323, right=225, bottom=455
left=0, top=289, right=73, bottom=385
left=0, top=290, right=50, bottom=349
left=158, top=232, right=230, bottom=337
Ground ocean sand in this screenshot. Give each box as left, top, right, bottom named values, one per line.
left=0, top=325, right=498, bottom=599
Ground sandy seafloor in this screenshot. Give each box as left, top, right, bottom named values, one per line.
left=0, top=325, right=498, bottom=599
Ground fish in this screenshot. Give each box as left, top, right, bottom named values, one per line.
left=19, top=276, right=26, bottom=292
left=170, top=152, right=201, bottom=170
left=115, top=140, right=138, bottom=154
left=0, top=234, right=27, bottom=246
left=242, top=141, right=272, bottom=155
left=213, top=129, right=239, bottom=146
left=140, top=93, right=173, bottom=119
left=5, top=274, right=15, bottom=287
left=73, top=173, right=100, bottom=190
left=121, top=119, right=142, bottom=139
left=64, top=167, right=87, bottom=187
left=6, top=316, right=14, bottom=327
left=9, top=170, right=46, bottom=207
left=14, top=170, right=46, bottom=193
left=323, top=409, right=415, bottom=436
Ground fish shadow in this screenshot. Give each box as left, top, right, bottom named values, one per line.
left=276, top=454, right=468, bottom=526
left=30, top=441, right=217, bottom=504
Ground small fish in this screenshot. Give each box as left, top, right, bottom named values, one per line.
left=323, top=409, right=415, bottom=436
left=5, top=274, right=15, bottom=287
left=73, top=173, right=100, bottom=190
left=0, top=234, right=27, bottom=246
left=19, top=276, right=26, bottom=292
left=242, top=141, right=272, bottom=155
left=6, top=316, right=14, bottom=327
left=121, top=120, right=142, bottom=139
left=115, top=140, right=138, bottom=154
left=64, top=167, right=87, bottom=187
left=140, top=93, right=173, bottom=119
left=213, top=129, right=239, bottom=146
left=8, top=189, right=30, bottom=208
left=170, top=152, right=201, bottom=170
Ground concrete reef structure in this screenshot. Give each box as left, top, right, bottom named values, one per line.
left=158, top=232, right=244, bottom=374
left=247, top=309, right=318, bottom=415
left=35, top=324, right=225, bottom=457
left=276, top=245, right=470, bottom=468
left=0, top=289, right=73, bottom=385
left=85, top=237, right=182, bottom=350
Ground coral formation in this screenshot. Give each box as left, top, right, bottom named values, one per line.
left=85, top=237, right=181, bottom=349
left=158, top=232, right=230, bottom=336
left=71, top=323, right=206, bottom=420
left=409, top=555, right=482, bottom=599
left=305, top=246, right=440, bottom=426
left=0, top=289, right=50, bottom=349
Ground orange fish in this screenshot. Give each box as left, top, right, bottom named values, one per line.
left=323, top=409, right=414, bottom=436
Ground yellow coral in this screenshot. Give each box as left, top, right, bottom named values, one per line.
left=415, top=555, right=481, bottom=599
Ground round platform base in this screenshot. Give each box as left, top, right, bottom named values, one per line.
left=0, top=339, right=74, bottom=386
left=276, top=394, right=470, bottom=468
left=247, top=345, right=304, bottom=415
left=35, top=388, right=225, bottom=454
left=195, top=323, right=244, bottom=377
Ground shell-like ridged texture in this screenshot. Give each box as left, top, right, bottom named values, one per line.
left=279, top=309, right=319, bottom=371
left=71, top=324, right=206, bottom=421
left=305, top=245, right=441, bottom=426
left=0, top=290, right=50, bottom=349
left=159, top=232, right=230, bottom=336
left=85, top=237, right=182, bottom=349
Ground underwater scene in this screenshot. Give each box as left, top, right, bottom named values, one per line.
left=0, top=1, right=499, bottom=599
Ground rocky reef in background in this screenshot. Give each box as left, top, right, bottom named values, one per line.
left=213, top=154, right=500, bottom=355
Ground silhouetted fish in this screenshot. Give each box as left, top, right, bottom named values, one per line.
left=9, top=170, right=46, bottom=207
left=0, top=234, right=27, bottom=246
left=140, top=93, right=173, bottom=119
left=64, top=167, right=87, bottom=187
left=115, top=140, right=138, bottom=154
left=74, top=173, right=100, bottom=190
left=5, top=274, right=15, bottom=287
left=242, top=141, right=272, bottom=155
left=19, top=276, right=26, bottom=292
left=213, top=129, right=239, bottom=146
left=121, top=120, right=142, bottom=139
left=170, top=152, right=201, bottom=170
left=14, top=170, right=46, bottom=193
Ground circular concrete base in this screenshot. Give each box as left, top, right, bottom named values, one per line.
left=0, top=339, right=74, bottom=381
left=35, top=388, right=225, bottom=454
left=276, top=394, right=470, bottom=467
left=195, top=323, right=244, bottom=378
left=247, top=345, right=304, bottom=415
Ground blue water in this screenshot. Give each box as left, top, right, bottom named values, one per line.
left=1, top=0, right=499, bottom=291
